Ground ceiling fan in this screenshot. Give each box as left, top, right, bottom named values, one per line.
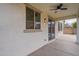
left=50, top=4, right=68, bottom=13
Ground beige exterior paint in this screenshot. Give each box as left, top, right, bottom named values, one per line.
left=0, top=3, right=78, bottom=56
left=55, top=14, right=77, bottom=21
left=0, top=3, right=49, bottom=56
left=30, top=3, right=79, bottom=20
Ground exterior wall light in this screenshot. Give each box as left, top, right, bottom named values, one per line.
left=44, top=18, right=46, bottom=23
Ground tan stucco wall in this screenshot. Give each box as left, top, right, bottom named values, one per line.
left=0, top=3, right=49, bottom=56
left=0, top=3, right=73, bottom=56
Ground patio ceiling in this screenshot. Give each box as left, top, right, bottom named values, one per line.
left=29, top=3, right=79, bottom=20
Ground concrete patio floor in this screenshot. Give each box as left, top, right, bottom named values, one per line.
left=29, top=34, right=79, bottom=56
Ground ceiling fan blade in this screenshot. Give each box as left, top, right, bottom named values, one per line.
left=60, top=8, right=68, bottom=10
left=57, top=4, right=63, bottom=9
left=50, top=9, right=57, bottom=11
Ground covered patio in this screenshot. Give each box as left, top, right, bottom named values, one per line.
left=0, top=3, right=79, bottom=56
left=29, top=34, right=78, bottom=56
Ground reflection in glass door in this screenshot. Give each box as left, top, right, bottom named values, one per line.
left=48, top=18, right=55, bottom=41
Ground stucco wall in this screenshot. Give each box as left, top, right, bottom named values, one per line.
left=0, top=4, right=48, bottom=56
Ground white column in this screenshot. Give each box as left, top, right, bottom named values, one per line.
left=62, top=20, right=64, bottom=34
left=77, top=8, right=79, bottom=44
left=77, top=17, right=79, bottom=43
left=55, top=21, right=58, bottom=38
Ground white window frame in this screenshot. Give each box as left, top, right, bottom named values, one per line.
left=24, top=7, right=41, bottom=32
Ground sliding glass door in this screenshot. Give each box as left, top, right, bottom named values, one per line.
left=48, top=18, right=55, bottom=41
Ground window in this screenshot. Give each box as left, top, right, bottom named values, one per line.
left=26, top=7, right=34, bottom=29
left=26, top=7, right=41, bottom=30
left=35, top=12, right=41, bottom=29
